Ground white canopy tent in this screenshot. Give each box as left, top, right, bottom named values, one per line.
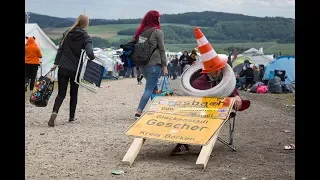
left=25, top=23, right=58, bottom=79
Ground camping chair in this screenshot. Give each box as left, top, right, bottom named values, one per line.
left=217, top=99, right=250, bottom=151
left=189, top=70, right=251, bottom=151
left=217, top=111, right=237, bottom=151
left=75, top=49, right=107, bottom=93
left=274, top=70, right=286, bottom=82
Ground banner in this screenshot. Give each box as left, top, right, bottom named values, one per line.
left=125, top=96, right=235, bottom=145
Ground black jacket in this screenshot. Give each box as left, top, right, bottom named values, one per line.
left=239, top=67, right=254, bottom=81
left=54, top=26, right=95, bottom=72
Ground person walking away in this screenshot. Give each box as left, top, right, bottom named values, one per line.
left=25, top=36, right=42, bottom=92
left=179, top=51, right=190, bottom=74
left=171, top=55, right=179, bottom=79
left=48, top=14, right=95, bottom=127
left=133, top=10, right=168, bottom=119
left=136, top=66, right=144, bottom=85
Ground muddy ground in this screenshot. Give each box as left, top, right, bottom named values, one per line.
left=25, top=77, right=295, bottom=180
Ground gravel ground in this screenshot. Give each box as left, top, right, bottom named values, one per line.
left=25, top=77, right=295, bottom=180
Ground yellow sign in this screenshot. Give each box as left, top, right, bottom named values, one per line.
left=125, top=112, right=225, bottom=145
left=147, top=96, right=235, bottom=120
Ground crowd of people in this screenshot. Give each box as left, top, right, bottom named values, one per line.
left=236, top=60, right=265, bottom=91
left=26, top=10, right=250, bottom=155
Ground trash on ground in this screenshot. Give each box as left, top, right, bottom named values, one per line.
left=282, top=130, right=291, bottom=133
left=40, top=132, right=45, bottom=135
left=111, top=170, right=124, bottom=175
left=284, top=144, right=295, bottom=150
left=285, top=104, right=295, bottom=107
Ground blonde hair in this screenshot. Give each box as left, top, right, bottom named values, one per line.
left=60, top=14, right=89, bottom=45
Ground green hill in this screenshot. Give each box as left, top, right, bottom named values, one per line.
left=28, top=11, right=294, bottom=55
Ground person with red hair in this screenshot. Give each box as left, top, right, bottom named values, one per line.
left=133, top=10, right=168, bottom=119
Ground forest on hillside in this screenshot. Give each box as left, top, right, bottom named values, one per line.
left=29, top=11, right=295, bottom=46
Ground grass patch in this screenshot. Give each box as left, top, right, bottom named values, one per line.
left=43, top=23, right=197, bottom=42
left=43, top=24, right=295, bottom=55
left=165, top=42, right=294, bottom=56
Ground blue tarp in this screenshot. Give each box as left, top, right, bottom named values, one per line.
left=263, top=56, right=295, bottom=84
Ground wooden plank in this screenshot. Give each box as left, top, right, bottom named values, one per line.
left=195, top=128, right=222, bottom=169
left=122, top=138, right=145, bottom=166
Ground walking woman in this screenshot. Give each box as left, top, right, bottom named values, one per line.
left=25, top=36, right=42, bottom=92
left=48, top=14, right=95, bottom=127
left=179, top=51, right=190, bottom=74
left=133, top=10, right=168, bottom=119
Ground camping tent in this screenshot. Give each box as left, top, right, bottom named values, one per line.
left=263, top=56, right=295, bottom=84
left=25, top=23, right=58, bottom=79
left=233, top=63, right=245, bottom=75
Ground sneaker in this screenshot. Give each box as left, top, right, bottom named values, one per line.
left=48, top=112, right=57, bottom=127
left=69, top=118, right=77, bottom=122
left=134, top=113, right=141, bottom=119
left=170, top=144, right=190, bottom=155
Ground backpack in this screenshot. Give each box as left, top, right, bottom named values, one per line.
left=131, top=28, right=158, bottom=66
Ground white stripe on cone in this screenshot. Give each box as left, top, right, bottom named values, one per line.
left=200, top=49, right=217, bottom=62
left=196, top=36, right=209, bottom=47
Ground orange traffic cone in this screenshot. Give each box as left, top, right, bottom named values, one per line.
left=194, top=27, right=227, bottom=73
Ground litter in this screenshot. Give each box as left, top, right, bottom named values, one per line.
left=111, top=170, right=124, bottom=175
left=284, top=144, right=295, bottom=150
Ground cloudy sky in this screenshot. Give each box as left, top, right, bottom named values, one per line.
left=25, top=0, right=295, bottom=19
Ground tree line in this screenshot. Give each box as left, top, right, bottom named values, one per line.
left=118, top=21, right=294, bottom=44
left=32, top=10, right=294, bottom=47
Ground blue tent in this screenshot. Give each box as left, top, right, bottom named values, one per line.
left=263, top=56, right=295, bottom=84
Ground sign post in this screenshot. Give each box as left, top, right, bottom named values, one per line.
left=122, top=96, right=235, bottom=168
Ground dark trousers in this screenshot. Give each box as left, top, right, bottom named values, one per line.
left=172, top=65, right=177, bottom=79
left=52, top=67, right=79, bottom=119
left=25, top=64, right=39, bottom=91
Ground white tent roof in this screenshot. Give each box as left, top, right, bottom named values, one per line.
left=243, top=48, right=259, bottom=54
left=25, top=23, right=57, bottom=50
left=25, top=23, right=58, bottom=79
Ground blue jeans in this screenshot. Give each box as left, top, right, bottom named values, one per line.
left=137, top=65, right=162, bottom=112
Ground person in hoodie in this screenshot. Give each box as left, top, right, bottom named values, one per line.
left=179, top=51, right=190, bottom=73
left=48, top=14, right=95, bottom=127
left=25, top=36, right=42, bottom=92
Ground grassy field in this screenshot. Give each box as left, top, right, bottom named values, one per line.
left=166, top=42, right=295, bottom=56
left=43, top=23, right=192, bottom=41
left=43, top=24, right=295, bottom=56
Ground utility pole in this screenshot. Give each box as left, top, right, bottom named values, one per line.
left=26, top=12, right=30, bottom=24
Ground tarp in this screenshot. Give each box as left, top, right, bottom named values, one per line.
left=263, top=56, right=295, bottom=84
left=233, top=63, right=245, bottom=75
left=25, top=23, right=58, bottom=80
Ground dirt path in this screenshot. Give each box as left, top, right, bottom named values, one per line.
left=25, top=77, right=295, bottom=180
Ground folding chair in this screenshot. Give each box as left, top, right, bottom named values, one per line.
left=75, top=50, right=107, bottom=93
left=217, top=111, right=237, bottom=151
left=217, top=99, right=250, bottom=151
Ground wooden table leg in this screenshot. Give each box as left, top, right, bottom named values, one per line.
left=122, top=138, right=145, bottom=166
